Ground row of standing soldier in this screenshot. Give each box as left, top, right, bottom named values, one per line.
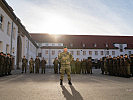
left=53, top=57, right=93, bottom=74
left=0, top=52, right=13, bottom=77
left=100, top=54, right=133, bottom=78
left=22, top=56, right=46, bottom=74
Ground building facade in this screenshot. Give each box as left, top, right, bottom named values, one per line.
left=31, top=34, right=133, bottom=66
left=0, top=0, right=38, bottom=69
left=1, top=0, right=133, bottom=67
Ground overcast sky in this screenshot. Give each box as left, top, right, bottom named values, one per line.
left=6, top=0, right=133, bottom=36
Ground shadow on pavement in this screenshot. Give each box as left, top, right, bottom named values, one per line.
left=61, top=85, right=83, bottom=100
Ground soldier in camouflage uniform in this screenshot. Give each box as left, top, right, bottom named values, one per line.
left=130, top=54, right=133, bottom=77
left=41, top=57, right=47, bottom=74
left=29, top=58, right=34, bottom=73
left=81, top=59, right=87, bottom=74
left=53, top=57, right=59, bottom=74
left=70, top=58, right=76, bottom=74
left=35, top=56, right=40, bottom=74
left=22, top=56, right=28, bottom=73
left=124, top=54, right=131, bottom=78
left=75, top=58, right=81, bottom=74
left=58, top=46, right=73, bottom=85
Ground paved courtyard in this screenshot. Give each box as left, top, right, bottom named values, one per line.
left=0, top=69, right=133, bottom=100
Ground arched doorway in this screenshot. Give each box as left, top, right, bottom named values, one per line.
left=16, top=36, right=22, bottom=69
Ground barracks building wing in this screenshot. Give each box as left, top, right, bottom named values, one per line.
left=30, top=33, right=133, bottom=66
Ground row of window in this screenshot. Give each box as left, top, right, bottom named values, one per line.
left=0, top=14, right=16, bottom=40
left=69, top=43, right=109, bottom=48
left=43, top=50, right=116, bottom=56
left=38, top=50, right=132, bottom=57
left=0, top=41, right=15, bottom=54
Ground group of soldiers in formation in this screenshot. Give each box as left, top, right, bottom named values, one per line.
left=22, top=56, right=46, bottom=74
left=0, top=52, right=13, bottom=77
left=53, top=57, right=93, bottom=74
left=100, top=54, right=133, bottom=78
left=1, top=52, right=133, bottom=79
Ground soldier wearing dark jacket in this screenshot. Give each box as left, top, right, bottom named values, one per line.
left=41, top=57, right=46, bottom=74
left=0, top=52, right=5, bottom=77
left=117, top=56, right=120, bottom=76
left=53, top=57, right=59, bottom=74
left=9, top=55, right=12, bottom=75
left=35, top=56, right=40, bottom=74
left=86, top=57, right=92, bottom=74
left=130, top=54, right=133, bottom=77
left=22, top=56, right=28, bottom=73
left=100, top=58, right=104, bottom=74
left=124, top=54, right=131, bottom=78
left=5, top=54, right=10, bottom=75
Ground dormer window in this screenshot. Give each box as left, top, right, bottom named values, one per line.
left=94, top=43, right=97, bottom=47
left=83, top=44, right=85, bottom=47
left=70, top=43, right=73, bottom=47
left=106, top=43, right=108, bottom=47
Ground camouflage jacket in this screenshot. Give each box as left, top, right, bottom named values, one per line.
left=58, top=51, right=73, bottom=65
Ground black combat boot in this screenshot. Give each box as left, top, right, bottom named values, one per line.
left=60, top=79, right=63, bottom=85
left=68, top=80, right=72, bottom=85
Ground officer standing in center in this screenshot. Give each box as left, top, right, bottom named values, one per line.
left=58, top=46, right=73, bottom=85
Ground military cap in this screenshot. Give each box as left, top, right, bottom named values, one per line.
left=63, top=46, right=67, bottom=48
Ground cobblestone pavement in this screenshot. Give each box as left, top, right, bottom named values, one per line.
left=0, top=69, right=133, bottom=100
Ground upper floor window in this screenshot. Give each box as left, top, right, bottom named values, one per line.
left=101, top=51, right=104, bottom=55
left=95, top=51, right=98, bottom=55
left=89, top=51, right=92, bottom=55
left=106, top=51, right=109, bottom=55
left=52, top=50, right=55, bottom=55
left=0, top=41, right=3, bottom=51
left=45, top=50, right=48, bottom=55
left=13, top=27, right=16, bottom=40
left=83, top=51, right=86, bottom=55
left=77, top=51, right=80, bottom=55
left=7, top=22, right=11, bottom=36
left=0, top=15, right=4, bottom=30
left=112, top=51, right=115, bottom=55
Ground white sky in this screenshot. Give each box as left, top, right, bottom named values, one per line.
left=6, top=0, right=133, bottom=36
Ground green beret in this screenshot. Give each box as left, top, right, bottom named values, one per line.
left=63, top=46, right=67, bottom=48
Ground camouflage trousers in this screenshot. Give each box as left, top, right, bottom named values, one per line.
left=60, top=65, right=71, bottom=81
